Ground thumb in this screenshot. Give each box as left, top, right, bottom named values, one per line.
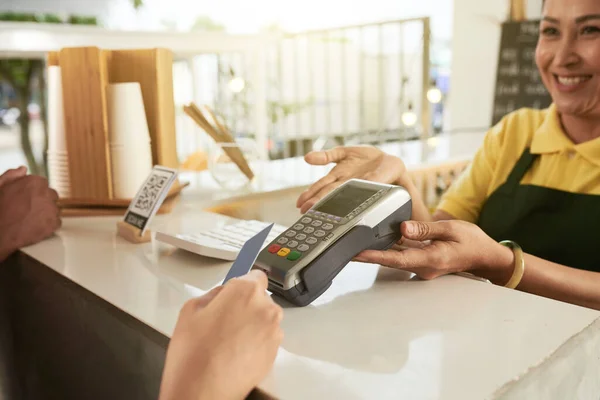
left=401, top=220, right=455, bottom=241
left=0, top=166, right=27, bottom=188
left=304, top=147, right=347, bottom=166
left=239, top=269, right=269, bottom=291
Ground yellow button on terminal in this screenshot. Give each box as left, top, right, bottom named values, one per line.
left=277, top=248, right=291, bottom=257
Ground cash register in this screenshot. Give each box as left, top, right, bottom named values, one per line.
left=253, top=179, right=412, bottom=306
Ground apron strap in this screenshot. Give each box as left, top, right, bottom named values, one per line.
left=503, top=148, right=538, bottom=193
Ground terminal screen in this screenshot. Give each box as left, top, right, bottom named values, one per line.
left=314, top=186, right=377, bottom=217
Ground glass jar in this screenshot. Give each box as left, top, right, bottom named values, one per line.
left=208, top=138, right=261, bottom=190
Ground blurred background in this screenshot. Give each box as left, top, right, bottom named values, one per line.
left=0, top=0, right=546, bottom=176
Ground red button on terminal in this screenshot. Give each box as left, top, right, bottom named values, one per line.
left=268, top=244, right=281, bottom=254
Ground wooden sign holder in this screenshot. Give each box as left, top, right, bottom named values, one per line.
left=116, top=221, right=152, bottom=243
left=47, top=46, right=182, bottom=215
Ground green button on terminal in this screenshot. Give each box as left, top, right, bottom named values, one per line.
left=287, top=251, right=302, bottom=261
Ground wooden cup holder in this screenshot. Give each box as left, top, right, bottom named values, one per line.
left=47, top=47, right=182, bottom=215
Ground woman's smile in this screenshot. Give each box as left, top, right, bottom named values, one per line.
left=553, top=73, right=594, bottom=92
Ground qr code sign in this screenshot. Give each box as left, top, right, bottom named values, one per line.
left=128, top=167, right=177, bottom=219
left=134, top=174, right=168, bottom=212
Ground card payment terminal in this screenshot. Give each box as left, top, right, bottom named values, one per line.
left=252, top=179, right=412, bottom=306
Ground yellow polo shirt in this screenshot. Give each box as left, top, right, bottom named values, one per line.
left=437, top=104, right=600, bottom=223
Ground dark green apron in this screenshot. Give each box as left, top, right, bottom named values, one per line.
left=477, top=148, right=600, bottom=273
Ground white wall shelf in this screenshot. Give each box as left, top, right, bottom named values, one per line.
left=0, top=21, right=278, bottom=58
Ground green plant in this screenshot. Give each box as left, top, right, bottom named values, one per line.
left=219, top=66, right=313, bottom=133
left=267, top=98, right=314, bottom=125
left=0, top=12, right=37, bottom=22
left=0, top=59, right=44, bottom=175
left=0, top=12, right=99, bottom=176
left=67, top=15, right=98, bottom=25
left=191, top=16, right=226, bottom=32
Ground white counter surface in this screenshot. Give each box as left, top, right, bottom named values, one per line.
left=19, top=133, right=600, bottom=399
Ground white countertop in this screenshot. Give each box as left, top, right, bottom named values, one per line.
left=19, top=133, right=600, bottom=399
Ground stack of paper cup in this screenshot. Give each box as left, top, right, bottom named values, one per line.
left=47, top=66, right=71, bottom=198
left=107, top=82, right=153, bottom=199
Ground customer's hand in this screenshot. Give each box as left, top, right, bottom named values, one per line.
left=354, top=220, right=514, bottom=281
left=159, top=270, right=284, bottom=400
left=0, top=166, right=27, bottom=188
left=0, top=167, right=61, bottom=262
left=296, top=146, right=406, bottom=213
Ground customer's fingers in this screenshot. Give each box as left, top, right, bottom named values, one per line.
left=47, top=188, right=59, bottom=202
left=190, top=286, right=225, bottom=310
left=0, top=166, right=27, bottom=188
left=240, top=269, right=269, bottom=292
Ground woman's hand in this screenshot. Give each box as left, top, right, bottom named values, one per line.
left=159, top=270, right=283, bottom=400
left=354, top=220, right=515, bottom=282
left=296, top=146, right=406, bottom=213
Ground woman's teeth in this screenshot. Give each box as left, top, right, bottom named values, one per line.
left=557, top=75, right=592, bottom=85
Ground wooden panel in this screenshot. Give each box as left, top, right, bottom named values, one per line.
left=59, top=47, right=113, bottom=200
left=154, top=49, right=179, bottom=168
left=57, top=181, right=188, bottom=208
left=60, top=194, right=181, bottom=217
left=106, top=49, right=179, bottom=168
left=46, top=51, right=60, bottom=66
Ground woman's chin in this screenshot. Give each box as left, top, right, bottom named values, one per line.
left=553, top=99, right=600, bottom=118
left=554, top=101, right=579, bottom=115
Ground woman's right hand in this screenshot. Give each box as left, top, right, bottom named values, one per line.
left=296, top=146, right=407, bottom=213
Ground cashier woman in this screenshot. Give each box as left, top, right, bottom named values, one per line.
left=298, top=0, right=600, bottom=311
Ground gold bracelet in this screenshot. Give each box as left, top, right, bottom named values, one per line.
left=500, top=240, right=525, bottom=289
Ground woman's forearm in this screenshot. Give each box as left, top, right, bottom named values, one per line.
left=518, top=254, right=600, bottom=310
left=479, top=252, right=600, bottom=311
left=392, top=164, right=600, bottom=310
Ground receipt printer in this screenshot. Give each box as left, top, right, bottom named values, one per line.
left=253, top=179, right=412, bottom=306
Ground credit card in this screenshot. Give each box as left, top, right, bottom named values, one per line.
left=223, top=223, right=274, bottom=284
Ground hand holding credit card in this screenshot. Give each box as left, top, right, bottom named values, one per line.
left=223, top=223, right=274, bottom=284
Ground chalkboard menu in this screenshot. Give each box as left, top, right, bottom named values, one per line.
left=491, top=20, right=553, bottom=126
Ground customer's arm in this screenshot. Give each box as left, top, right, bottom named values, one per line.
left=0, top=167, right=61, bottom=263
left=355, top=220, right=600, bottom=311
